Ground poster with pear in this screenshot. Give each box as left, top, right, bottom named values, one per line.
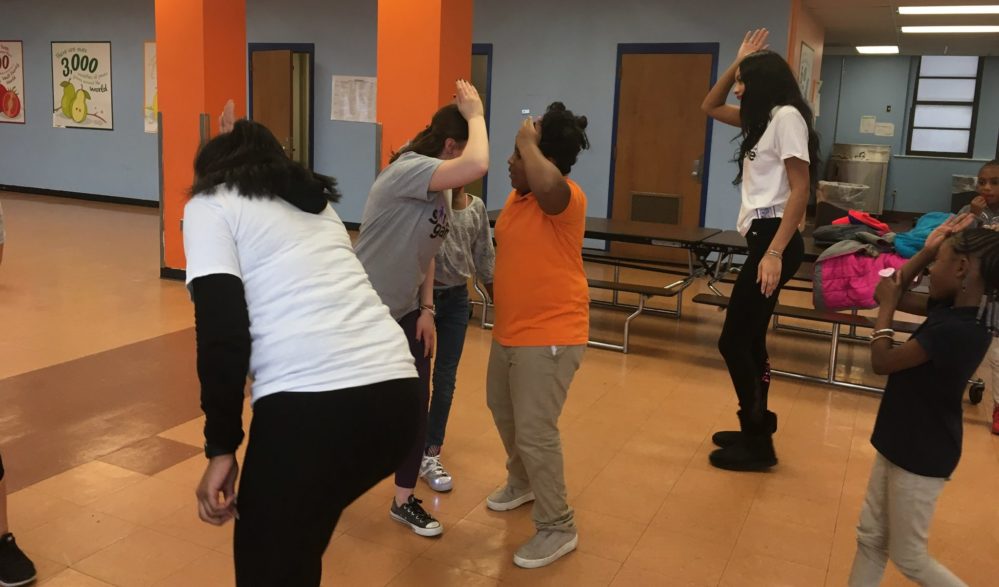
left=51, top=42, right=113, bottom=130
left=0, top=41, right=25, bottom=124
left=144, top=42, right=156, bottom=133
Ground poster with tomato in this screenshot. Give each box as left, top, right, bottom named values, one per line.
left=51, top=42, right=113, bottom=130
left=0, top=41, right=25, bottom=124
left=143, top=42, right=157, bottom=134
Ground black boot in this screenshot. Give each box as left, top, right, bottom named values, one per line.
left=709, top=411, right=778, bottom=471
left=711, top=411, right=777, bottom=448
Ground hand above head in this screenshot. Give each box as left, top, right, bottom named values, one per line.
left=737, top=28, right=769, bottom=61
left=219, top=99, right=236, bottom=134
left=516, top=117, right=540, bottom=149
left=454, top=79, right=484, bottom=121
left=924, top=212, right=974, bottom=255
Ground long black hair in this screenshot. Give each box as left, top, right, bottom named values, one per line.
left=190, top=119, right=340, bottom=209
left=735, top=50, right=820, bottom=186
left=538, top=102, right=589, bottom=175
left=389, top=104, right=468, bottom=164
left=950, top=228, right=999, bottom=335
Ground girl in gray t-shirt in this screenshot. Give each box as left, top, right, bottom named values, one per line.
left=353, top=79, right=490, bottom=538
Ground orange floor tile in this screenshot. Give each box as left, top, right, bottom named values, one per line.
left=2, top=193, right=998, bottom=586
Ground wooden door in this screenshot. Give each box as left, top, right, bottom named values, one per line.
left=611, top=52, right=712, bottom=261
left=251, top=50, right=294, bottom=156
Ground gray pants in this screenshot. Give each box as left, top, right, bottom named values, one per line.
left=989, top=338, right=999, bottom=405
left=486, top=341, right=583, bottom=532
left=849, top=453, right=966, bottom=587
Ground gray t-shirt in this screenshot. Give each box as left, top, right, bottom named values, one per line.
left=958, top=203, right=999, bottom=227
left=355, top=152, right=451, bottom=320
left=434, top=195, right=495, bottom=287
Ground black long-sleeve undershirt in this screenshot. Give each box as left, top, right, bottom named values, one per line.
left=191, top=273, right=251, bottom=457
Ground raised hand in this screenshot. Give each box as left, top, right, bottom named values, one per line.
left=454, top=79, right=484, bottom=121
left=219, top=99, right=236, bottom=134
left=738, top=29, right=770, bottom=61
left=924, top=212, right=974, bottom=254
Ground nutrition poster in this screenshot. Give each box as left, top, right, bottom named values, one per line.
left=52, top=42, right=113, bottom=130
left=0, top=41, right=25, bottom=124
left=144, top=42, right=157, bottom=133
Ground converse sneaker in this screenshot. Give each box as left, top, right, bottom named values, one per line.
left=390, top=495, right=443, bottom=537
left=992, top=404, right=999, bottom=435
left=0, top=533, right=36, bottom=587
left=419, top=454, right=453, bottom=492
left=486, top=485, right=535, bottom=512
left=513, top=529, right=578, bottom=569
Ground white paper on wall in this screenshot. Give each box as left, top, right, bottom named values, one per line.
left=331, top=75, right=376, bottom=123
left=859, top=116, right=877, bottom=134
left=874, top=122, right=895, bottom=137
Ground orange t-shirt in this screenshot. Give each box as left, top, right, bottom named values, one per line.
left=492, top=179, right=589, bottom=347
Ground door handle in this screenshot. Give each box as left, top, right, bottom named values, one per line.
left=691, top=158, right=704, bottom=181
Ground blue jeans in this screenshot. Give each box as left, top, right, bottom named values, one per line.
left=426, top=285, right=470, bottom=448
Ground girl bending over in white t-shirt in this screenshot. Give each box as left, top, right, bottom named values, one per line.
left=701, top=29, right=820, bottom=472
left=185, top=119, right=420, bottom=586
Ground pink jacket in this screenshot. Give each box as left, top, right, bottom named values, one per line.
left=813, top=252, right=907, bottom=312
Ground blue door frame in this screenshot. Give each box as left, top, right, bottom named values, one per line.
left=606, top=43, right=720, bottom=226
left=473, top=43, right=493, bottom=203
left=248, top=42, right=316, bottom=170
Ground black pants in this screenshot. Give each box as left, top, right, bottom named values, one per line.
left=717, top=218, right=804, bottom=434
left=394, top=309, right=432, bottom=489
left=0, top=450, right=5, bottom=481
left=233, top=378, right=418, bottom=587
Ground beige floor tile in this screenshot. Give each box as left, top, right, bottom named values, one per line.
left=149, top=502, right=233, bottom=551
left=151, top=550, right=235, bottom=587
left=573, top=508, right=648, bottom=563
left=732, top=510, right=835, bottom=571
left=748, top=485, right=839, bottom=534
left=608, top=565, right=671, bottom=587
left=422, top=519, right=529, bottom=579
left=495, top=549, right=621, bottom=586
left=6, top=488, right=84, bottom=534
left=89, top=476, right=193, bottom=526
left=20, top=510, right=138, bottom=565
left=622, top=526, right=731, bottom=586
left=74, top=528, right=209, bottom=587
left=156, top=417, right=206, bottom=448
left=319, top=534, right=417, bottom=586
left=649, top=492, right=751, bottom=549
left=22, top=550, right=67, bottom=585
left=720, top=551, right=827, bottom=587
left=38, top=568, right=115, bottom=587
left=152, top=455, right=205, bottom=489
left=387, top=557, right=499, bottom=586
left=31, top=461, right=147, bottom=506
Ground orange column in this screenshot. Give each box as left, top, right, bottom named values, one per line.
left=155, top=0, right=247, bottom=273
left=377, top=0, right=473, bottom=167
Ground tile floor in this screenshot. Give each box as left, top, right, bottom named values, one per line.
left=2, top=192, right=998, bottom=586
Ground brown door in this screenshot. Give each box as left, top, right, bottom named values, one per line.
left=611, top=52, right=712, bottom=261
left=251, top=50, right=294, bottom=156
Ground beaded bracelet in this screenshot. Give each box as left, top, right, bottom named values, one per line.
left=870, top=334, right=894, bottom=344
left=872, top=328, right=895, bottom=336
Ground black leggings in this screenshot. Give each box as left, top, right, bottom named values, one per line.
left=0, top=450, right=4, bottom=481
left=717, top=218, right=804, bottom=433
left=233, top=378, right=418, bottom=587
left=394, top=309, right=432, bottom=489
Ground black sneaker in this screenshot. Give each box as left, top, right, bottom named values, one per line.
left=0, top=533, right=36, bottom=587
left=389, top=495, right=443, bottom=537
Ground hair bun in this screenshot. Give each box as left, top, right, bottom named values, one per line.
left=546, top=101, right=567, bottom=113
left=575, top=115, right=588, bottom=130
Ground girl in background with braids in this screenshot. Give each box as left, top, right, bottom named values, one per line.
left=849, top=213, right=994, bottom=587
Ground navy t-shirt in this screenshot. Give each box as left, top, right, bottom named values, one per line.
left=871, top=301, right=990, bottom=478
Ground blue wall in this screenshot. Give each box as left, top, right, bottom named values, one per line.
left=0, top=0, right=158, bottom=200
left=820, top=55, right=999, bottom=213
left=473, top=0, right=791, bottom=231
left=1, top=0, right=793, bottom=230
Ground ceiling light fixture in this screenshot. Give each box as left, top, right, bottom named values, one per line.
left=901, top=25, right=999, bottom=33
left=898, top=5, right=999, bottom=15
left=856, top=46, right=900, bottom=54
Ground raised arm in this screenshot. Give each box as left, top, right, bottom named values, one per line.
left=515, top=118, right=571, bottom=215
left=701, top=29, right=769, bottom=128
left=429, top=80, right=489, bottom=192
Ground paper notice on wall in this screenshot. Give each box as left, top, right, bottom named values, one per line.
left=859, top=116, right=877, bottom=134
left=874, top=122, right=895, bottom=137
left=331, top=75, right=376, bottom=123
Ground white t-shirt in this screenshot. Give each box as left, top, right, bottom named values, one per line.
left=183, top=189, right=417, bottom=403
left=737, top=105, right=810, bottom=235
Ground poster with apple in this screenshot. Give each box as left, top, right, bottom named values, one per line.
left=51, top=42, right=113, bottom=130
left=0, top=41, right=25, bottom=124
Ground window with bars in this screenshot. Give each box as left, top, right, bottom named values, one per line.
left=906, top=56, right=983, bottom=158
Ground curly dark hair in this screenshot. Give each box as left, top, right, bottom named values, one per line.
left=538, top=102, right=589, bottom=175
left=190, top=119, right=340, bottom=207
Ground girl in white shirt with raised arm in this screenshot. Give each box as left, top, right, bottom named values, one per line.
left=701, top=29, right=820, bottom=472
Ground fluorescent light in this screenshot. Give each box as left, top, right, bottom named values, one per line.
left=856, top=46, right=900, bottom=54
left=899, top=5, right=999, bottom=15
left=901, top=25, right=999, bottom=33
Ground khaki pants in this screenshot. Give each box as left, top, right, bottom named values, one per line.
left=849, top=453, right=966, bottom=587
left=486, top=340, right=583, bottom=532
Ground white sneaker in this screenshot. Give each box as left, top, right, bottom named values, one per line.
left=486, top=485, right=535, bottom=511
left=419, top=454, right=453, bottom=492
